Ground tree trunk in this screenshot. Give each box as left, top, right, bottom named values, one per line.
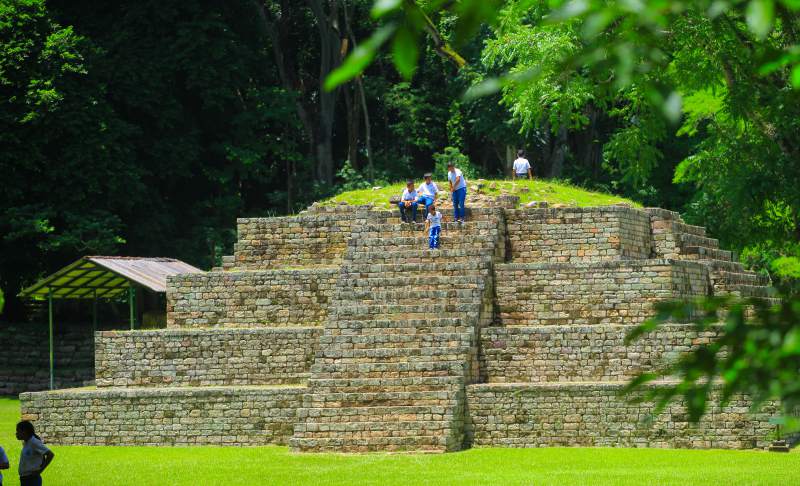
left=343, top=2, right=373, bottom=180
left=255, top=0, right=342, bottom=186
left=343, top=81, right=360, bottom=169
left=548, top=126, right=568, bottom=178
left=308, top=0, right=342, bottom=185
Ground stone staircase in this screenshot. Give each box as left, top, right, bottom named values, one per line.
left=648, top=208, right=773, bottom=300
left=291, top=210, right=504, bottom=452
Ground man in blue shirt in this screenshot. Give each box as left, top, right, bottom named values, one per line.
left=447, top=163, right=467, bottom=223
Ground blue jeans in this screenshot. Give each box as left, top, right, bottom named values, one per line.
left=429, top=226, right=441, bottom=249
left=417, top=196, right=435, bottom=216
left=452, top=187, right=467, bottom=220
left=398, top=200, right=418, bottom=222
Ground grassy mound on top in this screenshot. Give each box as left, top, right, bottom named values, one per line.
left=321, top=178, right=639, bottom=208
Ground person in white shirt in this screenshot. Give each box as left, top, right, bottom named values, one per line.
left=0, top=443, right=9, bottom=486
left=447, top=163, right=468, bottom=223
left=512, top=149, right=533, bottom=180
left=424, top=204, right=443, bottom=249
left=416, top=173, right=439, bottom=217
left=16, top=421, right=54, bottom=486
left=398, top=179, right=419, bottom=223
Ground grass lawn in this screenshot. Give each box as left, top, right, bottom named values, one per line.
left=1, top=398, right=798, bottom=485
left=321, top=179, right=638, bottom=209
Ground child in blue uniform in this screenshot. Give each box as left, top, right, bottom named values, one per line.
left=424, top=205, right=442, bottom=249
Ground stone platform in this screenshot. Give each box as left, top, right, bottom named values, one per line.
left=20, top=203, right=777, bottom=452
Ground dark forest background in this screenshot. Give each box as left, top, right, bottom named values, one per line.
left=2, top=0, right=799, bottom=320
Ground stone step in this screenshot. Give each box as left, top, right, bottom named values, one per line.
left=301, top=389, right=461, bottom=407
left=682, top=246, right=733, bottom=261
left=318, top=331, right=472, bottom=348
left=723, top=284, right=775, bottom=298
left=339, top=275, right=486, bottom=291
left=311, top=361, right=465, bottom=377
left=333, top=288, right=483, bottom=303
left=355, top=221, right=498, bottom=234
left=344, top=248, right=494, bottom=263
left=701, top=259, right=746, bottom=273
left=680, top=233, right=719, bottom=249
left=290, top=434, right=449, bottom=453
left=330, top=303, right=480, bottom=321
left=295, top=420, right=452, bottom=436
left=370, top=207, right=502, bottom=219
left=350, top=235, right=497, bottom=249
left=712, top=271, right=770, bottom=286
left=672, top=222, right=706, bottom=237
left=324, top=318, right=469, bottom=335
left=308, top=376, right=464, bottom=393
left=343, top=260, right=492, bottom=276
left=316, top=345, right=472, bottom=361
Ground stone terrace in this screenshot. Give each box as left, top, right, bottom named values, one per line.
left=20, top=202, right=776, bottom=451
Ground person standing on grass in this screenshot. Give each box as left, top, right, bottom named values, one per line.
left=398, top=179, right=419, bottom=223
left=447, top=162, right=467, bottom=223
left=424, top=204, right=442, bottom=250
left=16, top=421, right=54, bottom=486
left=0, top=442, right=9, bottom=486
left=416, top=172, right=439, bottom=217
left=512, top=149, right=533, bottom=180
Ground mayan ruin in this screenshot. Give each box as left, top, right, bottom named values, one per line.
left=19, top=200, right=778, bottom=453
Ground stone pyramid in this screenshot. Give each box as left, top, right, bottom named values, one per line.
left=21, top=199, right=777, bottom=451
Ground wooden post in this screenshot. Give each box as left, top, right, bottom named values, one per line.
left=92, top=289, right=98, bottom=353
left=128, top=286, right=135, bottom=330
left=48, top=289, right=54, bottom=391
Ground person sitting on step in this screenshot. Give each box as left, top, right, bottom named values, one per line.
left=424, top=204, right=442, bottom=250
left=415, top=172, right=439, bottom=217
left=398, top=179, right=419, bottom=223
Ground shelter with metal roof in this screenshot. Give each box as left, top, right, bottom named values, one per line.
left=18, top=256, right=204, bottom=389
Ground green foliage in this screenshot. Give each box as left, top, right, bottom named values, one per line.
left=625, top=296, right=800, bottom=424
left=334, top=160, right=373, bottom=193
left=432, top=146, right=480, bottom=180
left=0, top=287, right=4, bottom=315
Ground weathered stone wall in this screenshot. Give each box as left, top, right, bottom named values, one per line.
left=467, top=383, right=775, bottom=449
left=167, top=269, right=338, bottom=328
left=0, top=321, right=94, bottom=395
left=20, top=386, right=303, bottom=446
left=505, top=207, right=652, bottom=263
left=234, top=207, right=362, bottom=269
left=480, top=324, right=717, bottom=383
left=494, top=260, right=709, bottom=326
left=95, top=327, right=321, bottom=387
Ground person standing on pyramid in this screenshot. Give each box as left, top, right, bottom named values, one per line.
left=398, top=179, right=419, bottom=223
left=447, top=162, right=467, bottom=223
left=415, top=172, right=439, bottom=217
left=512, top=149, right=533, bottom=180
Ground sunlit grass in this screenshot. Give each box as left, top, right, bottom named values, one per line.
left=320, top=178, right=639, bottom=209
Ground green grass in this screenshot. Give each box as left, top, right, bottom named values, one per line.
left=1, top=398, right=799, bottom=485
left=321, top=179, right=639, bottom=209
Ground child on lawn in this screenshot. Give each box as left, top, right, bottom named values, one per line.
left=425, top=204, right=442, bottom=250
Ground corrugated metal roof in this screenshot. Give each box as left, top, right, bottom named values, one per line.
left=18, top=256, right=205, bottom=300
